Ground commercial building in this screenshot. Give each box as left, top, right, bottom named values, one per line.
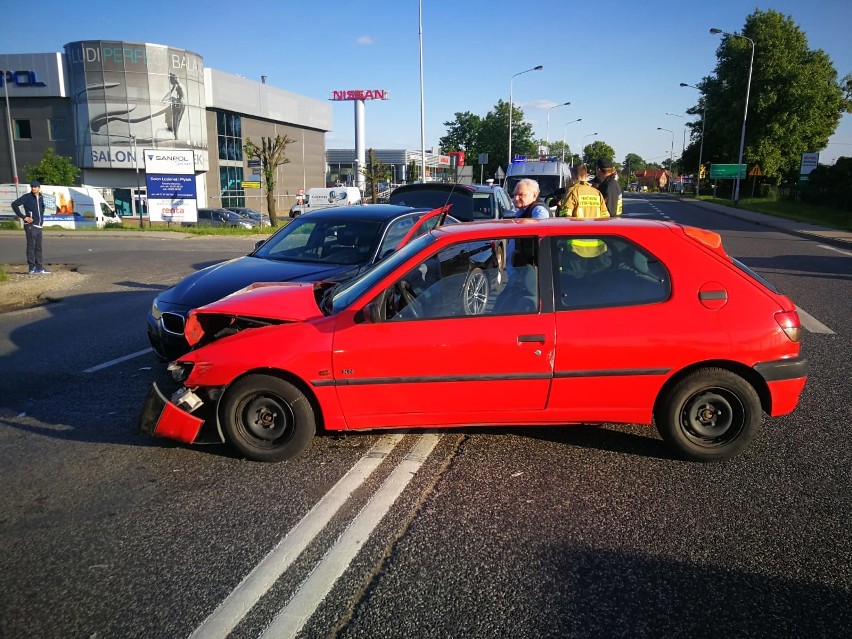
left=0, top=41, right=332, bottom=219
left=326, top=148, right=464, bottom=187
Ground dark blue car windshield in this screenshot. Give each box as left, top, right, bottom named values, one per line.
left=254, top=218, right=383, bottom=265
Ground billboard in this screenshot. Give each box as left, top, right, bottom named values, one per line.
left=64, top=41, right=208, bottom=171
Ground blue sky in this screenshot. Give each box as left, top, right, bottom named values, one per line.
left=5, top=0, right=851, bottom=167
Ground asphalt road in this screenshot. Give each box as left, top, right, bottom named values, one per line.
left=0, top=198, right=850, bottom=639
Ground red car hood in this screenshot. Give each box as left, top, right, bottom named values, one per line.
left=184, top=281, right=323, bottom=347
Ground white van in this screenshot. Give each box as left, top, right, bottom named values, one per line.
left=289, top=187, right=362, bottom=217
left=505, top=159, right=572, bottom=205
left=0, top=183, right=119, bottom=229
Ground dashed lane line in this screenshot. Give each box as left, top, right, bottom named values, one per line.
left=797, top=306, right=836, bottom=335
left=818, top=244, right=852, bottom=257
left=83, top=347, right=154, bottom=373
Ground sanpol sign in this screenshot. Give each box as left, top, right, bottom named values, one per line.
left=0, top=70, right=47, bottom=88
left=709, top=164, right=747, bottom=179
left=144, top=150, right=195, bottom=175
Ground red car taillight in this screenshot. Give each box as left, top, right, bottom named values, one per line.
left=775, top=310, right=801, bottom=343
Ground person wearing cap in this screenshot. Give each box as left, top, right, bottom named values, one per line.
left=11, top=181, right=50, bottom=274
left=595, top=157, right=623, bottom=217
left=557, top=165, right=609, bottom=218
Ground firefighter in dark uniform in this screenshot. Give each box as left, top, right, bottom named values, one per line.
left=595, top=157, right=623, bottom=217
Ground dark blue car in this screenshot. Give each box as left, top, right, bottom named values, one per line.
left=147, top=204, right=453, bottom=360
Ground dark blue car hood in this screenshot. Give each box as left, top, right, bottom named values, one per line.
left=157, top=255, right=362, bottom=310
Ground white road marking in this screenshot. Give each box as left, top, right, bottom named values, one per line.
left=260, top=434, right=441, bottom=639
left=818, top=244, right=852, bottom=257
left=797, top=306, right=836, bottom=335
left=82, top=348, right=154, bottom=372
left=189, top=434, right=405, bottom=639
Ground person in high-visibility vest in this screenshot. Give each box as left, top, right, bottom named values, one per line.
left=557, top=165, right=609, bottom=218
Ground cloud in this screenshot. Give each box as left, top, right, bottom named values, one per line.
left=527, top=99, right=564, bottom=110
left=356, top=35, right=375, bottom=45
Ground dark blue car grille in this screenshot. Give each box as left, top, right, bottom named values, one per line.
left=162, top=312, right=186, bottom=335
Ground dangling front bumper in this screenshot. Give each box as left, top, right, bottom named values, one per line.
left=138, top=383, right=205, bottom=444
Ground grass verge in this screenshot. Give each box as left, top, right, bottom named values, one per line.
left=698, top=196, right=852, bottom=231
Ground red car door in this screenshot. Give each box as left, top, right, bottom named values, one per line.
left=331, top=238, right=555, bottom=430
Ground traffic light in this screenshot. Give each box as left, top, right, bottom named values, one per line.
left=699, top=164, right=707, bottom=179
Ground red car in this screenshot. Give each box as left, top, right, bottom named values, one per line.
left=139, top=217, right=808, bottom=463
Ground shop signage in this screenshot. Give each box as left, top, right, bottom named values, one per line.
left=330, top=90, right=389, bottom=101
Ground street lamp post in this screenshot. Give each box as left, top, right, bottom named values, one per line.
left=711, top=27, right=755, bottom=203
left=1, top=71, right=20, bottom=194
left=657, top=127, right=674, bottom=192
left=561, top=118, right=582, bottom=166
left=680, top=82, right=707, bottom=196
left=580, top=132, right=598, bottom=167
left=508, top=65, right=543, bottom=167
left=130, top=134, right=143, bottom=228
left=545, top=101, right=570, bottom=152
left=665, top=112, right=686, bottom=172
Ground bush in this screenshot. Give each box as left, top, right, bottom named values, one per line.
left=801, top=157, right=852, bottom=211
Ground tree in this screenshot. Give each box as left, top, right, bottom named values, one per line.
left=244, top=134, right=295, bottom=226
left=23, top=148, right=80, bottom=186
left=439, top=111, right=482, bottom=156
left=582, top=140, right=616, bottom=169
left=546, top=139, right=572, bottom=163
left=439, top=100, right=537, bottom=181
left=360, top=149, right=391, bottom=203
left=406, top=159, right=420, bottom=183
left=694, top=9, right=847, bottom=183
left=622, top=153, right=646, bottom=171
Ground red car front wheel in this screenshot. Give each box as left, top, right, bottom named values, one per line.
left=220, top=374, right=316, bottom=462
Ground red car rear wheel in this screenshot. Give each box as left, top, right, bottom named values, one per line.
left=655, top=368, right=762, bottom=462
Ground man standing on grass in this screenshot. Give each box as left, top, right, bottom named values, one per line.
left=12, top=181, right=51, bottom=274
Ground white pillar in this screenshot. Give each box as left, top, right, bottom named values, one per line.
left=354, top=99, right=366, bottom=193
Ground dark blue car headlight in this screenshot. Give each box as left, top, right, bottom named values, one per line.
left=151, top=299, right=163, bottom=320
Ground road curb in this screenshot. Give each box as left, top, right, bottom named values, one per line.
left=677, top=197, right=852, bottom=250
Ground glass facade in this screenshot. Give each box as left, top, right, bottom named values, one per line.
left=217, top=111, right=244, bottom=207
left=63, top=41, right=208, bottom=170
left=48, top=118, right=68, bottom=141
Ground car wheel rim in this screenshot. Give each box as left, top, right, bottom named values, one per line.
left=238, top=394, right=295, bottom=443
left=464, top=272, right=489, bottom=315
left=679, top=388, right=744, bottom=447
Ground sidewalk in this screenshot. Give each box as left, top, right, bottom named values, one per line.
left=680, top=197, right=852, bottom=249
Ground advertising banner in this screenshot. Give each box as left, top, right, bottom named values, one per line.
left=146, top=191, right=198, bottom=223
left=799, top=152, right=819, bottom=186
left=64, top=40, right=208, bottom=170
left=146, top=174, right=197, bottom=199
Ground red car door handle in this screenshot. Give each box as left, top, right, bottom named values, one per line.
left=518, top=334, right=545, bottom=343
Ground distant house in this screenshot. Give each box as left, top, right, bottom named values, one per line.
left=634, top=169, right=671, bottom=191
